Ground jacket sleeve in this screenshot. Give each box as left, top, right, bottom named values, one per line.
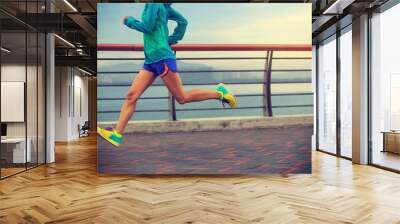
left=167, top=7, right=188, bottom=45
left=124, top=4, right=159, bottom=34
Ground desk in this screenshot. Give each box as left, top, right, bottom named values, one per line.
left=1, top=138, right=31, bottom=163
left=382, top=131, right=400, bottom=154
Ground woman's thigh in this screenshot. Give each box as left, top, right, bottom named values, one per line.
left=160, top=71, right=185, bottom=99
left=128, top=69, right=157, bottom=96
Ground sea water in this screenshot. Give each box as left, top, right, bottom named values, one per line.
left=97, top=60, right=313, bottom=122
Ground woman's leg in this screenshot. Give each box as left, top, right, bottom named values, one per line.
left=161, top=71, right=220, bottom=104
left=115, top=70, right=156, bottom=134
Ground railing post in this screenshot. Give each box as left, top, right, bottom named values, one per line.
left=168, top=93, right=177, bottom=121
left=168, top=50, right=177, bottom=121
left=263, top=51, right=274, bottom=117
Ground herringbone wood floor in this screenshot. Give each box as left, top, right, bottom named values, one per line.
left=1, top=135, right=400, bottom=224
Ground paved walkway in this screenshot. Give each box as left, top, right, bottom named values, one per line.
left=98, top=125, right=312, bottom=174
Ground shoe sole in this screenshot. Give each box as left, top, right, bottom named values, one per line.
left=225, top=94, right=237, bottom=108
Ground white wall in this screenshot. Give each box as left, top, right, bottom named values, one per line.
left=54, top=67, right=89, bottom=141
left=1, top=64, right=41, bottom=138
left=55, top=66, right=69, bottom=141
left=77, top=72, right=89, bottom=138
left=1, top=65, right=26, bottom=138
left=1, top=64, right=26, bottom=81
left=1, top=63, right=46, bottom=164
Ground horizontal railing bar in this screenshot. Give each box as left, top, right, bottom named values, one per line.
left=97, top=81, right=311, bottom=87
left=98, top=94, right=261, bottom=101
left=98, top=69, right=311, bottom=74
left=272, top=104, right=313, bottom=108
left=176, top=105, right=312, bottom=111
left=98, top=106, right=263, bottom=113
left=273, top=57, right=312, bottom=60
left=97, top=57, right=312, bottom=61
left=98, top=43, right=312, bottom=52
left=176, top=107, right=263, bottom=111
left=98, top=104, right=313, bottom=113
left=97, top=95, right=259, bottom=100
left=273, top=92, right=313, bottom=96
left=97, top=58, right=149, bottom=61
left=97, top=96, right=170, bottom=100
left=99, top=110, right=169, bottom=113
left=97, top=92, right=313, bottom=101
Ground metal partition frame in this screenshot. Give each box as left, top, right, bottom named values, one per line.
left=315, top=24, right=353, bottom=161
left=0, top=1, right=47, bottom=180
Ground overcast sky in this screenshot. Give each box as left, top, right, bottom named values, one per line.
left=97, top=3, right=311, bottom=45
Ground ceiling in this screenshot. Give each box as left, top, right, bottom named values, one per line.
left=0, top=0, right=396, bottom=73
left=312, top=0, right=390, bottom=43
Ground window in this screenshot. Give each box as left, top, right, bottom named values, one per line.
left=340, top=27, right=352, bottom=158
left=370, top=3, right=400, bottom=171
left=0, top=1, right=47, bottom=179
left=317, top=35, right=337, bottom=154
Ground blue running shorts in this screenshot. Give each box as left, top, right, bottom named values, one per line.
left=143, top=59, right=178, bottom=77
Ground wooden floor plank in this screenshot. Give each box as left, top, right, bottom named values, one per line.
left=0, top=135, right=399, bottom=223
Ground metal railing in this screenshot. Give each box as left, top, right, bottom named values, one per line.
left=97, top=44, right=313, bottom=121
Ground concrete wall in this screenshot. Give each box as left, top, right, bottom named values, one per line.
left=352, top=14, right=369, bottom=164
left=99, top=115, right=313, bottom=134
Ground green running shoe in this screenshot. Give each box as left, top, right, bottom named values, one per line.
left=97, top=127, right=122, bottom=147
left=216, top=83, right=237, bottom=108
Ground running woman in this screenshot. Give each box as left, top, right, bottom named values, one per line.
left=97, top=3, right=237, bottom=147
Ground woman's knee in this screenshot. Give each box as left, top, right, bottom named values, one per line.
left=125, top=89, right=140, bottom=105
left=175, top=95, right=189, bottom=104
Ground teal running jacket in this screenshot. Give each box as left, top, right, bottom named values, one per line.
left=124, top=3, right=187, bottom=64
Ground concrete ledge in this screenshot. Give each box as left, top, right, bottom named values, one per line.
left=98, top=115, right=313, bottom=134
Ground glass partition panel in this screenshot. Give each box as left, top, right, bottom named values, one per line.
left=1, top=30, right=28, bottom=177
left=340, top=27, right=352, bottom=158
left=317, top=35, right=337, bottom=154
left=27, top=30, right=38, bottom=169
left=0, top=0, right=47, bottom=179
